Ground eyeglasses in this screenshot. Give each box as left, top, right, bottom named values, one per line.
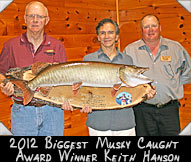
left=26, top=14, right=47, bottom=20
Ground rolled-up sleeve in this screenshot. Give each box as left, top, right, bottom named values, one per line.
left=180, top=49, right=191, bottom=85
left=0, top=45, right=10, bottom=75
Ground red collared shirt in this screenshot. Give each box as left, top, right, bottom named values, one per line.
left=0, top=32, right=67, bottom=75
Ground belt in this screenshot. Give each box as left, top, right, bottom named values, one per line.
left=144, top=100, right=179, bottom=108
left=14, top=100, right=46, bottom=107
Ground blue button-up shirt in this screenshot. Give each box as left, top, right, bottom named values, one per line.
left=83, top=48, right=135, bottom=131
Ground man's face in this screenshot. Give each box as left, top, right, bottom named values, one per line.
left=24, top=3, right=49, bottom=33
left=97, top=23, right=119, bottom=48
left=141, top=16, right=161, bottom=43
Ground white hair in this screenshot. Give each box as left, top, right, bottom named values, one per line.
left=25, top=1, right=49, bottom=16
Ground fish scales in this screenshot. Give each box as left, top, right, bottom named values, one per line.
left=74, top=63, right=120, bottom=86
left=9, top=61, right=153, bottom=105
left=28, top=62, right=122, bottom=90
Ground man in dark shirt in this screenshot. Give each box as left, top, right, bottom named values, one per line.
left=0, top=1, right=67, bottom=136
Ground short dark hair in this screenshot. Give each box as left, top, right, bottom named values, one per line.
left=96, top=18, right=120, bottom=35
left=141, top=14, right=160, bottom=28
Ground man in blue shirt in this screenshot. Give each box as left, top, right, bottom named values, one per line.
left=63, top=18, right=155, bottom=136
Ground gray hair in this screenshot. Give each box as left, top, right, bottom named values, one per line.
left=25, top=1, right=49, bottom=16
left=96, top=18, right=120, bottom=35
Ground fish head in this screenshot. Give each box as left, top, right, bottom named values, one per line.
left=119, top=65, right=153, bottom=87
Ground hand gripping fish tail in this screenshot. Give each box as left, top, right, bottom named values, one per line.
left=11, top=79, right=34, bottom=105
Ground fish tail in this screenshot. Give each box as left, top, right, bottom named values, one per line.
left=11, top=79, right=34, bottom=105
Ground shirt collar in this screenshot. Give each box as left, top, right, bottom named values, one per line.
left=138, top=36, right=168, bottom=51
left=20, top=32, right=51, bottom=46
left=97, top=47, right=123, bottom=59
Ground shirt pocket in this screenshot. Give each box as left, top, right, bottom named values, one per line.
left=163, top=63, right=176, bottom=80
left=163, top=58, right=182, bottom=82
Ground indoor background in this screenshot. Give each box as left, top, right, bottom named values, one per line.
left=0, top=0, right=190, bottom=135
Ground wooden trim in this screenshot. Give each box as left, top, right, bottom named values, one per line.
left=116, top=0, right=120, bottom=50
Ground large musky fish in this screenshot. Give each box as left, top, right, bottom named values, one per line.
left=10, top=61, right=152, bottom=105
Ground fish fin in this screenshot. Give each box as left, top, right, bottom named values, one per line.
left=10, top=79, right=34, bottom=105
left=111, top=89, right=117, bottom=97
left=38, top=87, right=52, bottom=97
left=72, top=82, right=82, bottom=96
left=32, top=62, right=52, bottom=75
left=113, top=83, right=122, bottom=90
left=73, top=89, right=79, bottom=96
left=6, top=66, right=32, bottom=80
left=111, top=83, right=122, bottom=97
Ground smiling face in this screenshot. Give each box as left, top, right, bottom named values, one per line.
left=97, top=22, right=119, bottom=49
left=24, top=2, right=49, bottom=34
left=141, top=15, right=161, bottom=44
